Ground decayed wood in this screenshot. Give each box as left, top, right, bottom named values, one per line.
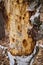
left=3, top=0, right=35, bottom=56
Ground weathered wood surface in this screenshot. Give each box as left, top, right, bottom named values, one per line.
left=0, top=0, right=43, bottom=65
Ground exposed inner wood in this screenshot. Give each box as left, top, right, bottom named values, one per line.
left=4, top=0, right=35, bottom=56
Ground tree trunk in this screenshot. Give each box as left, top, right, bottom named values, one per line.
left=3, top=0, right=35, bottom=56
